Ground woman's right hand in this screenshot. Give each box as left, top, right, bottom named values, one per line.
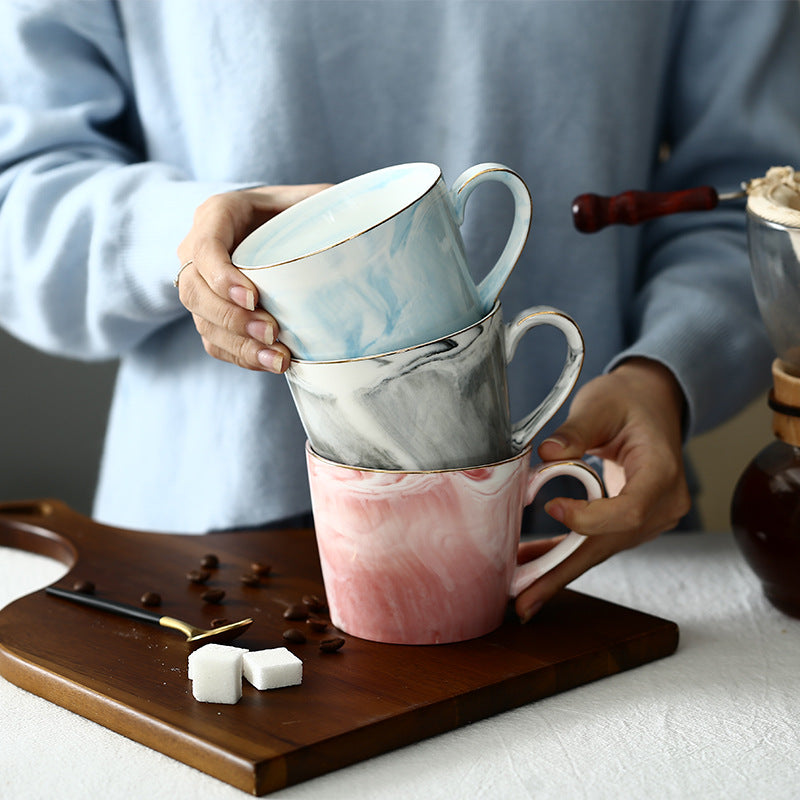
left=176, top=183, right=330, bottom=372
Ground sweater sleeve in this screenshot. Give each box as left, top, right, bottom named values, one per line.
left=0, top=1, right=239, bottom=360
left=608, top=0, right=800, bottom=437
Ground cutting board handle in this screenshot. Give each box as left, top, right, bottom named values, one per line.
left=509, top=461, right=606, bottom=597
left=0, top=498, right=59, bottom=519
left=0, top=498, right=86, bottom=566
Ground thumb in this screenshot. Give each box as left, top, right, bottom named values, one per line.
left=537, top=423, right=590, bottom=462
left=537, top=374, right=626, bottom=463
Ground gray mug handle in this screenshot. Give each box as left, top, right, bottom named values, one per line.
left=449, top=163, right=533, bottom=308
left=504, top=306, right=585, bottom=453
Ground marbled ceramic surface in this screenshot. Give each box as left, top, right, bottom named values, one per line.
left=232, top=162, right=531, bottom=360
left=305, top=444, right=604, bottom=645
left=286, top=302, right=584, bottom=471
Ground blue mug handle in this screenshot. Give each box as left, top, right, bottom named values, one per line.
left=450, top=163, right=533, bottom=309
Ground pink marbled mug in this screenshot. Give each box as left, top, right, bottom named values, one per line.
left=305, top=442, right=605, bottom=645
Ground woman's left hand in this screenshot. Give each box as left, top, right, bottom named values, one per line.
left=515, top=357, right=692, bottom=622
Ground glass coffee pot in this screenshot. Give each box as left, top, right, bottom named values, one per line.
left=730, top=169, right=800, bottom=618
left=572, top=166, right=800, bottom=618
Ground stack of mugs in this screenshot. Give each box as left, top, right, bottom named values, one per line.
left=233, top=163, right=604, bottom=644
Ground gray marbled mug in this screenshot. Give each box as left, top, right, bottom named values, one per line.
left=285, top=301, right=584, bottom=471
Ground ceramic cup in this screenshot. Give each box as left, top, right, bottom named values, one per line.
left=285, top=301, right=584, bottom=471
left=305, top=442, right=605, bottom=645
left=232, top=162, right=532, bottom=360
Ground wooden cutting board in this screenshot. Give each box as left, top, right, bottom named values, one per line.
left=0, top=499, right=679, bottom=796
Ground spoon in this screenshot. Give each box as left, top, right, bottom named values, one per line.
left=46, top=586, right=253, bottom=647
left=572, top=185, right=747, bottom=233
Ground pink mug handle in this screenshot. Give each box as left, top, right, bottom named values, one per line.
left=509, top=460, right=605, bottom=597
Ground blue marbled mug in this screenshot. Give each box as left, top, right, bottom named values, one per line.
left=285, top=301, right=584, bottom=471
left=232, top=162, right=532, bottom=360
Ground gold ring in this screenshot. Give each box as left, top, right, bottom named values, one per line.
left=173, top=259, right=193, bottom=288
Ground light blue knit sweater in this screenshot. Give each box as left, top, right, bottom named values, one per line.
left=1, top=0, right=799, bottom=532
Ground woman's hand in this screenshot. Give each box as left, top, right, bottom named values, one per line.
left=516, top=357, right=692, bottom=621
left=176, top=183, right=330, bottom=372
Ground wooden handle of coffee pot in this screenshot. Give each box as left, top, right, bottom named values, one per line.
left=572, top=186, right=720, bottom=233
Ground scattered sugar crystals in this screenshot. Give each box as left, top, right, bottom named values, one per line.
left=188, top=644, right=302, bottom=704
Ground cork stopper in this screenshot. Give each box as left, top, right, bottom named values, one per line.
left=771, top=358, right=800, bottom=446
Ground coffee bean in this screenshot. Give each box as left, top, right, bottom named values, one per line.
left=210, top=618, right=230, bottom=628
left=283, top=603, right=308, bottom=621
left=282, top=628, right=307, bottom=644
left=140, top=591, right=161, bottom=607
left=306, top=617, right=328, bottom=633
left=72, top=580, right=95, bottom=594
left=319, top=637, right=345, bottom=653
left=302, top=594, right=326, bottom=612
left=200, top=553, right=219, bottom=569
left=186, top=568, right=210, bottom=584
left=250, top=561, right=271, bottom=577
left=239, top=572, right=261, bottom=587
left=201, top=588, right=225, bottom=604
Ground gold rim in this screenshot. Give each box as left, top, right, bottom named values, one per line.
left=236, top=163, right=443, bottom=271
left=305, top=439, right=534, bottom=475
left=290, top=300, right=500, bottom=365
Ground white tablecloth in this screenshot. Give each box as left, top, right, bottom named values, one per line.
left=1, top=531, right=798, bottom=800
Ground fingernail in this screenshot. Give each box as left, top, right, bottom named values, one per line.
left=229, top=285, right=255, bottom=311
left=519, top=601, right=543, bottom=624
left=544, top=500, right=564, bottom=523
left=541, top=435, right=567, bottom=450
left=246, top=319, right=275, bottom=346
left=257, top=348, right=287, bottom=372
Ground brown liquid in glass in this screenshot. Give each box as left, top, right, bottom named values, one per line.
left=731, top=440, right=800, bottom=618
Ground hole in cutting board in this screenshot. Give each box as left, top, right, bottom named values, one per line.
left=0, top=500, right=76, bottom=610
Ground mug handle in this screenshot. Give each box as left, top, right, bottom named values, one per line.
left=505, top=306, right=585, bottom=453
left=509, top=459, right=606, bottom=598
left=449, top=163, right=532, bottom=308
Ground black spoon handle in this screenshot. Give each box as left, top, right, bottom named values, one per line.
left=46, top=586, right=162, bottom=625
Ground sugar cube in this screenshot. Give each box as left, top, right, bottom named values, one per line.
left=188, top=643, right=247, bottom=704
left=243, top=647, right=303, bottom=690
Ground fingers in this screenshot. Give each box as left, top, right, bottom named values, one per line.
left=191, top=301, right=289, bottom=373
left=544, top=456, right=689, bottom=538
left=176, top=250, right=288, bottom=373
left=537, top=433, right=581, bottom=461
left=520, top=359, right=692, bottom=621
left=514, top=534, right=615, bottom=622
left=175, top=184, right=330, bottom=372
left=537, top=387, right=624, bottom=463
left=515, top=469, right=688, bottom=622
